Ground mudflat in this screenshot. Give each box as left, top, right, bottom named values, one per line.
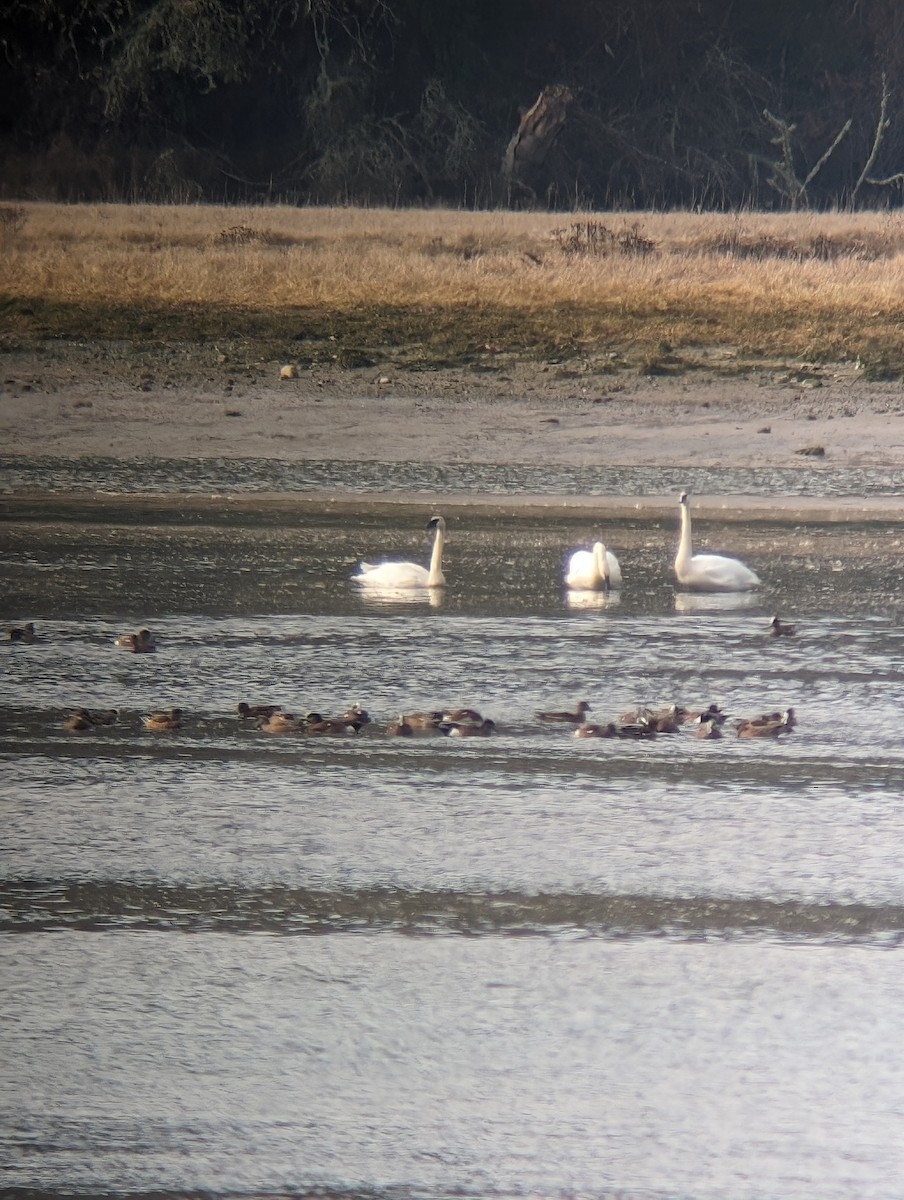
left=4, top=346, right=904, bottom=520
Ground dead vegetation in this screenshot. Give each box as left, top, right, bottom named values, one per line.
left=551, top=220, right=657, bottom=256
left=3, top=203, right=904, bottom=378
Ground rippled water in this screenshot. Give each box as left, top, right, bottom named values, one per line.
left=4, top=453, right=904, bottom=498
left=4, top=480, right=904, bottom=1199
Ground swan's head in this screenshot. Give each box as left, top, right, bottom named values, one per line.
left=427, top=514, right=445, bottom=532
left=679, top=491, right=689, bottom=505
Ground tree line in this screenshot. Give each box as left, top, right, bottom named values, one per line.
left=3, top=0, right=904, bottom=209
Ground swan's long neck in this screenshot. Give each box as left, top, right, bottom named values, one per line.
left=675, top=498, right=693, bottom=575
left=594, top=542, right=610, bottom=591
left=427, top=523, right=445, bottom=586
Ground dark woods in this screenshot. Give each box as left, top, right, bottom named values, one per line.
left=4, top=0, right=904, bottom=210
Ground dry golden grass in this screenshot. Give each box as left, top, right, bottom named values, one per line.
left=4, top=202, right=904, bottom=374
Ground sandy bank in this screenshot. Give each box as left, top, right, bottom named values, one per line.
left=3, top=348, right=904, bottom=505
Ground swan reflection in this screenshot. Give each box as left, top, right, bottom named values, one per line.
left=673, top=590, right=760, bottom=614
left=565, top=588, right=622, bottom=610
left=357, top=585, right=444, bottom=608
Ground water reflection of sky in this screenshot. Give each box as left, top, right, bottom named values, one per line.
left=3, top=454, right=904, bottom=498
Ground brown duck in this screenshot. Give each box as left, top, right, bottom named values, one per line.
left=536, top=700, right=591, bottom=724
left=143, top=707, right=183, bottom=732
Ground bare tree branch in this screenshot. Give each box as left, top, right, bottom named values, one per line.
left=801, top=118, right=851, bottom=191
left=763, top=108, right=851, bottom=209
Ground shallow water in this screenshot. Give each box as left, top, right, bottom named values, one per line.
left=3, top=481, right=904, bottom=1199
left=4, top=453, right=904, bottom=498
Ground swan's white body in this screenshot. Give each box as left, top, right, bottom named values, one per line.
left=565, top=542, right=622, bottom=590
left=674, top=492, right=760, bottom=592
left=354, top=515, right=446, bottom=589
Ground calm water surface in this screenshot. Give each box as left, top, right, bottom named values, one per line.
left=3, top=466, right=904, bottom=1200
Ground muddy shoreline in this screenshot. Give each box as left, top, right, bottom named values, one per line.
left=4, top=344, right=904, bottom=520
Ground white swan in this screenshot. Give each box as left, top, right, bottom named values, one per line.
left=565, top=541, right=622, bottom=590
left=354, top=515, right=446, bottom=589
left=674, top=492, right=760, bottom=592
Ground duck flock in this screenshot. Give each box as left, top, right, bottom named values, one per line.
left=8, top=493, right=798, bottom=746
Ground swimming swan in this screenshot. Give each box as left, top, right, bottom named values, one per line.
left=565, top=541, right=622, bottom=591
left=354, top=515, right=446, bottom=589
left=674, top=492, right=760, bottom=592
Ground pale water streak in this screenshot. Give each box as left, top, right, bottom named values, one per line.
left=3, top=935, right=904, bottom=1199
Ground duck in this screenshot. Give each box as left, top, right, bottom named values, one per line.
left=8, top=622, right=39, bottom=643
left=304, top=712, right=359, bottom=736
left=674, top=492, right=760, bottom=592
left=536, top=700, right=591, bottom=724
left=87, top=708, right=119, bottom=726
left=441, top=707, right=484, bottom=726
left=685, top=702, right=728, bottom=726
left=353, top=514, right=447, bottom=589
left=736, top=708, right=796, bottom=738
left=63, top=709, right=94, bottom=731
left=340, top=703, right=372, bottom=727
left=143, top=707, right=183, bottom=732
left=309, top=719, right=359, bottom=736
left=573, top=722, right=620, bottom=738
left=406, top=710, right=445, bottom=730
left=237, top=702, right=283, bottom=720
left=565, top=541, right=622, bottom=591
left=616, top=717, right=659, bottom=739
left=736, top=719, right=787, bottom=739
left=256, top=711, right=301, bottom=734
left=695, top=715, right=724, bottom=740
left=115, top=628, right=156, bottom=653
left=619, top=704, right=686, bottom=732
left=440, top=717, right=496, bottom=737
left=645, top=706, right=685, bottom=734
left=769, top=615, right=797, bottom=637
left=743, top=707, right=797, bottom=729
left=386, top=715, right=414, bottom=737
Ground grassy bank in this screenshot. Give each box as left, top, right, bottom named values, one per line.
left=3, top=203, right=904, bottom=378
